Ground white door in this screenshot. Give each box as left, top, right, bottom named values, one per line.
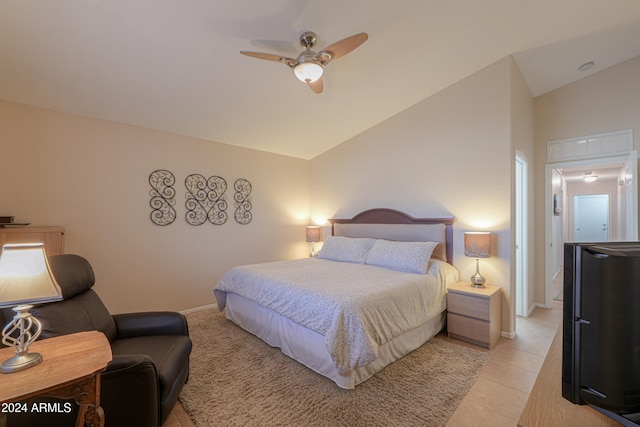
left=573, top=194, right=609, bottom=241
left=515, top=153, right=528, bottom=316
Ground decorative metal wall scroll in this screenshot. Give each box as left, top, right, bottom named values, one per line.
left=149, top=170, right=177, bottom=226
left=233, top=178, right=253, bottom=225
left=149, top=171, right=252, bottom=226
left=185, top=174, right=228, bottom=225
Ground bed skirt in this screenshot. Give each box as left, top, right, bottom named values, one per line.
left=224, top=292, right=446, bottom=389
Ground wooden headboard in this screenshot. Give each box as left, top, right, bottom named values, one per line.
left=329, top=208, right=456, bottom=264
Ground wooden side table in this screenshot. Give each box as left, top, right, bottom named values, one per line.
left=0, top=331, right=112, bottom=427
left=447, top=281, right=501, bottom=348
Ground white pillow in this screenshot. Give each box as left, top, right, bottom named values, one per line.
left=317, top=236, right=376, bottom=264
left=365, top=240, right=438, bottom=274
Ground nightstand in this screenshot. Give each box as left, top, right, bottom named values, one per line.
left=447, top=281, right=501, bottom=348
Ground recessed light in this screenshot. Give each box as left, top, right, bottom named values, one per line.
left=578, top=61, right=594, bottom=72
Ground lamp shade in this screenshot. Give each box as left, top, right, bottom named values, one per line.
left=0, top=243, right=62, bottom=308
left=306, top=226, right=322, bottom=243
left=464, top=232, right=491, bottom=258
left=294, top=62, right=323, bottom=83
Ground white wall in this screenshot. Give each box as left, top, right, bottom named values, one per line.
left=550, top=169, right=564, bottom=279
left=310, top=57, right=535, bottom=335
left=534, top=55, right=640, bottom=304
left=0, top=100, right=310, bottom=313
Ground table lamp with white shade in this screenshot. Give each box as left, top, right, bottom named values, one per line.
left=0, top=243, right=62, bottom=373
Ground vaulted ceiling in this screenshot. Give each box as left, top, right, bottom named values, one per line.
left=1, top=1, right=640, bottom=159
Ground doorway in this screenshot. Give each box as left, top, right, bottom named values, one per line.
left=572, top=194, right=609, bottom=241
left=545, top=152, right=637, bottom=307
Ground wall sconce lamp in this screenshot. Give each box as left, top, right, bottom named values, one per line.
left=0, top=243, right=62, bottom=373
left=464, top=232, right=491, bottom=288
left=305, top=226, right=322, bottom=257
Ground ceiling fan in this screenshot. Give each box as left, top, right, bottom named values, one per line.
left=240, top=31, right=368, bottom=94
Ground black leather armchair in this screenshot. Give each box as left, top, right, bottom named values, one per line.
left=1, top=254, right=192, bottom=427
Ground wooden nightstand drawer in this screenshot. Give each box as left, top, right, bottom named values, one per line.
left=447, top=292, right=491, bottom=321
left=447, top=312, right=490, bottom=343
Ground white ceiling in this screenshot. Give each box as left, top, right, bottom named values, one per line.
left=559, top=164, right=624, bottom=182
left=1, top=1, right=640, bottom=159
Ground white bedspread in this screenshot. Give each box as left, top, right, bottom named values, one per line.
left=214, top=258, right=458, bottom=374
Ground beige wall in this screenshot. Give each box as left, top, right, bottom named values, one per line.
left=509, top=58, right=536, bottom=320
left=0, top=100, right=310, bottom=313
left=310, top=57, right=535, bottom=335
left=534, top=55, right=640, bottom=304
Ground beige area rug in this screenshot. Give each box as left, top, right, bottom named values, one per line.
left=180, top=307, right=489, bottom=427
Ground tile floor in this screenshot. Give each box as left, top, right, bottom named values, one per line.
left=162, top=401, right=195, bottom=427
left=445, top=300, right=562, bottom=426
left=163, top=301, right=563, bottom=427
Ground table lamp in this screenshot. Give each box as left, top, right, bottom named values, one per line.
left=464, top=232, right=491, bottom=288
left=0, top=243, right=63, bottom=373
left=306, top=226, right=322, bottom=257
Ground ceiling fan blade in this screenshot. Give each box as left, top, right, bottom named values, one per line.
left=240, top=51, right=294, bottom=63
left=320, top=33, right=368, bottom=61
left=308, top=77, right=323, bottom=94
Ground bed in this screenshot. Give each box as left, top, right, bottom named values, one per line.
left=213, top=208, right=458, bottom=389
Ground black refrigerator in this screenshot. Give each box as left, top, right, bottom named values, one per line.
left=563, top=242, right=640, bottom=425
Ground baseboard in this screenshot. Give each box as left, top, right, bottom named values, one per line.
left=501, top=330, right=516, bottom=339
left=180, top=304, right=217, bottom=314
left=534, top=302, right=554, bottom=310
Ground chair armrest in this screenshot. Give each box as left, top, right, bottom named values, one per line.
left=104, top=353, right=157, bottom=376
left=113, top=311, right=189, bottom=339
left=102, top=354, right=160, bottom=427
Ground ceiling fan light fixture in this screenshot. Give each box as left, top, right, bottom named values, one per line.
left=294, top=61, right=323, bottom=83
left=584, top=172, right=598, bottom=183
left=241, top=31, right=367, bottom=93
